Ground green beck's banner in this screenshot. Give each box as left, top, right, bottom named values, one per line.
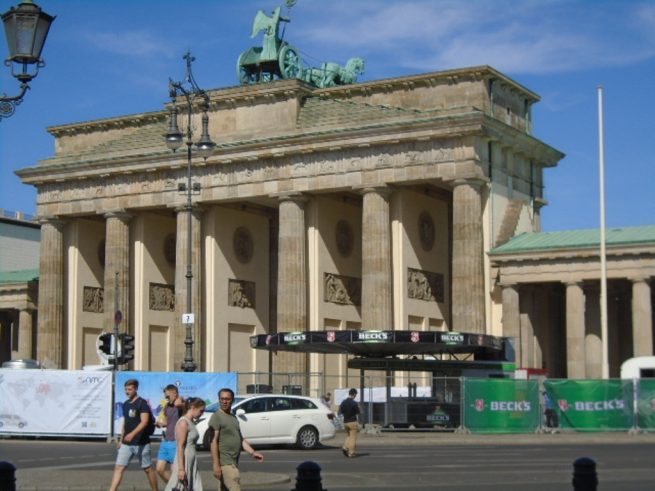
left=544, top=379, right=633, bottom=431
left=636, top=380, right=655, bottom=431
left=463, top=378, right=539, bottom=433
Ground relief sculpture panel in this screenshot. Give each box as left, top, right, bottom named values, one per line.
left=228, top=279, right=255, bottom=308
left=324, top=272, right=361, bottom=306
left=149, top=283, right=175, bottom=311
left=82, top=286, right=104, bottom=313
left=407, top=267, right=444, bottom=303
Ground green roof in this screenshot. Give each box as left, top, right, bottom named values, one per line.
left=491, top=225, right=655, bottom=254
left=0, top=269, right=39, bottom=284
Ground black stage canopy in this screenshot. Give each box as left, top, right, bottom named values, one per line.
left=250, top=330, right=512, bottom=360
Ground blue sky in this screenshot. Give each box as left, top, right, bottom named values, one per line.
left=1, top=0, right=653, bottom=232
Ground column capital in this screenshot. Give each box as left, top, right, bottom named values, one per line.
left=103, top=210, right=132, bottom=222
left=499, top=281, right=518, bottom=290
left=533, top=197, right=548, bottom=210
left=273, top=192, right=308, bottom=205
left=357, top=185, right=393, bottom=198
left=452, top=177, right=488, bottom=190
left=564, top=280, right=583, bottom=288
left=37, top=216, right=65, bottom=228
left=629, top=276, right=651, bottom=285
left=172, top=204, right=204, bottom=217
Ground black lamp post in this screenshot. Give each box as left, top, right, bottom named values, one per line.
left=165, top=52, right=215, bottom=372
left=1, top=0, right=54, bottom=120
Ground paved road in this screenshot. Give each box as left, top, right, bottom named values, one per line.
left=2, top=432, right=654, bottom=490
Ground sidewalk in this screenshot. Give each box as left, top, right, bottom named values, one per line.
left=13, top=430, right=655, bottom=490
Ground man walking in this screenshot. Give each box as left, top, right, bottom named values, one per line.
left=109, top=378, right=158, bottom=491
left=209, top=388, right=264, bottom=490
left=155, top=384, right=185, bottom=483
left=339, top=388, right=360, bottom=458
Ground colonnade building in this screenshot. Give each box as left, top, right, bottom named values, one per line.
left=14, top=66, right=654, bottom=378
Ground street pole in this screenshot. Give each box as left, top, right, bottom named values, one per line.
left=183, top=101, right=196, bottom=372
left=165, top=52, right=215, bottom=372
left=113, top=272, right=119, bottom=372
left=597, top=85, right=609, bottom=380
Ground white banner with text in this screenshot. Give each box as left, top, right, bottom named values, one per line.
left=0, top=369, right=112, bottom=436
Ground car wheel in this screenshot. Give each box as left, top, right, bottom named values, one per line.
left=296, top=425, right=319, bottom=450
left=202, top=427, right=214, bottom=451
left=18, top=422, right=25, bottom=428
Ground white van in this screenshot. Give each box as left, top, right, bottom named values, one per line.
left=620, top=356, right=655, bottom=379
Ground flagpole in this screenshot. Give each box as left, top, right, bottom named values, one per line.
left=598, top=85, right=609, bottom=379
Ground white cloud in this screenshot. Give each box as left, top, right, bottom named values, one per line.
left=82, top=30, right=172, bottom=59
left=294, top=0, right=655, bottom=75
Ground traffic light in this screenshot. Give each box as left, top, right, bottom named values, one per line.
left=118, top=333, right=135, bottom=365
left=96, top=332, right=116, bottom=363
left=98, top=333, right=114, bottom=356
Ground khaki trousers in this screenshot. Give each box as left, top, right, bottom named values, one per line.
left=343, top=421, right=359, bottom=456
left=218, top=464, right=241, bottom=491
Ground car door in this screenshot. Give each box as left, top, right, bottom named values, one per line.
left=266, top=396, right=297, bottom=441
left=235, top=397, right=271, bottom=443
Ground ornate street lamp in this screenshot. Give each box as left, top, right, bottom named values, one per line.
left=1, top=0, right=55, bottom=120
left=165, top=52, right=215, bottom=372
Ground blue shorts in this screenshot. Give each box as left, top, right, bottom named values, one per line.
left=116, top=443, right=153, bottom=469
left=157, top=440, right=177, bottom=463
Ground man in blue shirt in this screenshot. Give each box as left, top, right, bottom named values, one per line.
left=109, top=379, right=158, bottom=491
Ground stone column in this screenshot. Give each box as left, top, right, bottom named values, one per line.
left=37, top=218, right=65, bottom=367
left=452, top=179, right=485, bottom=333
left=276, top=194, right=307, bottom=374
left=519, top=287, right=534, bottom=368
left=361, top=187, right=393, bottom=330
left=501, top=283, right=521, bottom=367
left=17, top=309, right=34, bottom=359
left=103, top=211, right=131, bottom=333
left=175, top=206, right=203, bottom=370
left=565, top=281, right=586, bottom=379
left=631, top=277, right=653, bottom=357
left=584, top=284, right=602, bottom=379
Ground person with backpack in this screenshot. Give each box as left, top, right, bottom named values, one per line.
left=109, top=378, right=159, bottom=491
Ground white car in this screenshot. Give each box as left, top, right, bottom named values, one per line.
left=196, top=394, right=336, bottom=450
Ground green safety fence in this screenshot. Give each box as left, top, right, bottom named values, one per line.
left=636, top=379, right=655, bottom=431
left=544, top=379, right=633, bottom=432
left=463, top=378, right=540, bottom=433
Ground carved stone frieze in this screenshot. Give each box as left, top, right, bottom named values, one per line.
left=82, top=286, right=104, bottom=313
left=228, top=279, right=255, bottom=308
left=407, top=267, right=444, bottom=303
left=149, top=283, right=175, bottom=311
left=34, top=139, right=456, bottom=214
left=324, top=272, right=361, bottom=306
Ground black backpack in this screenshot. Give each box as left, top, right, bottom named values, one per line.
left=142, top=398, right=156, bottom=436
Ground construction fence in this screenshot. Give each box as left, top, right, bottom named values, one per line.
left=237, top=372, right=655, bottom=433
left=1, top=368, right=654, bottom=438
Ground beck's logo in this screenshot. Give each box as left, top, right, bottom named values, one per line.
left=475, top=399, right=485, bottom=412
left=284, top=332, right=306, bottom=343
left=411, top=331, right=419, bottom=343
left=357, top=331, right=388, bottom=341
left=558, top=399, right=569, bottom=412
left=327, top=331, right=336, bottom=343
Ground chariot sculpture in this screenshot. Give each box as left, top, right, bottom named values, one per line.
left=237, top=1, right=365, bottom=88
